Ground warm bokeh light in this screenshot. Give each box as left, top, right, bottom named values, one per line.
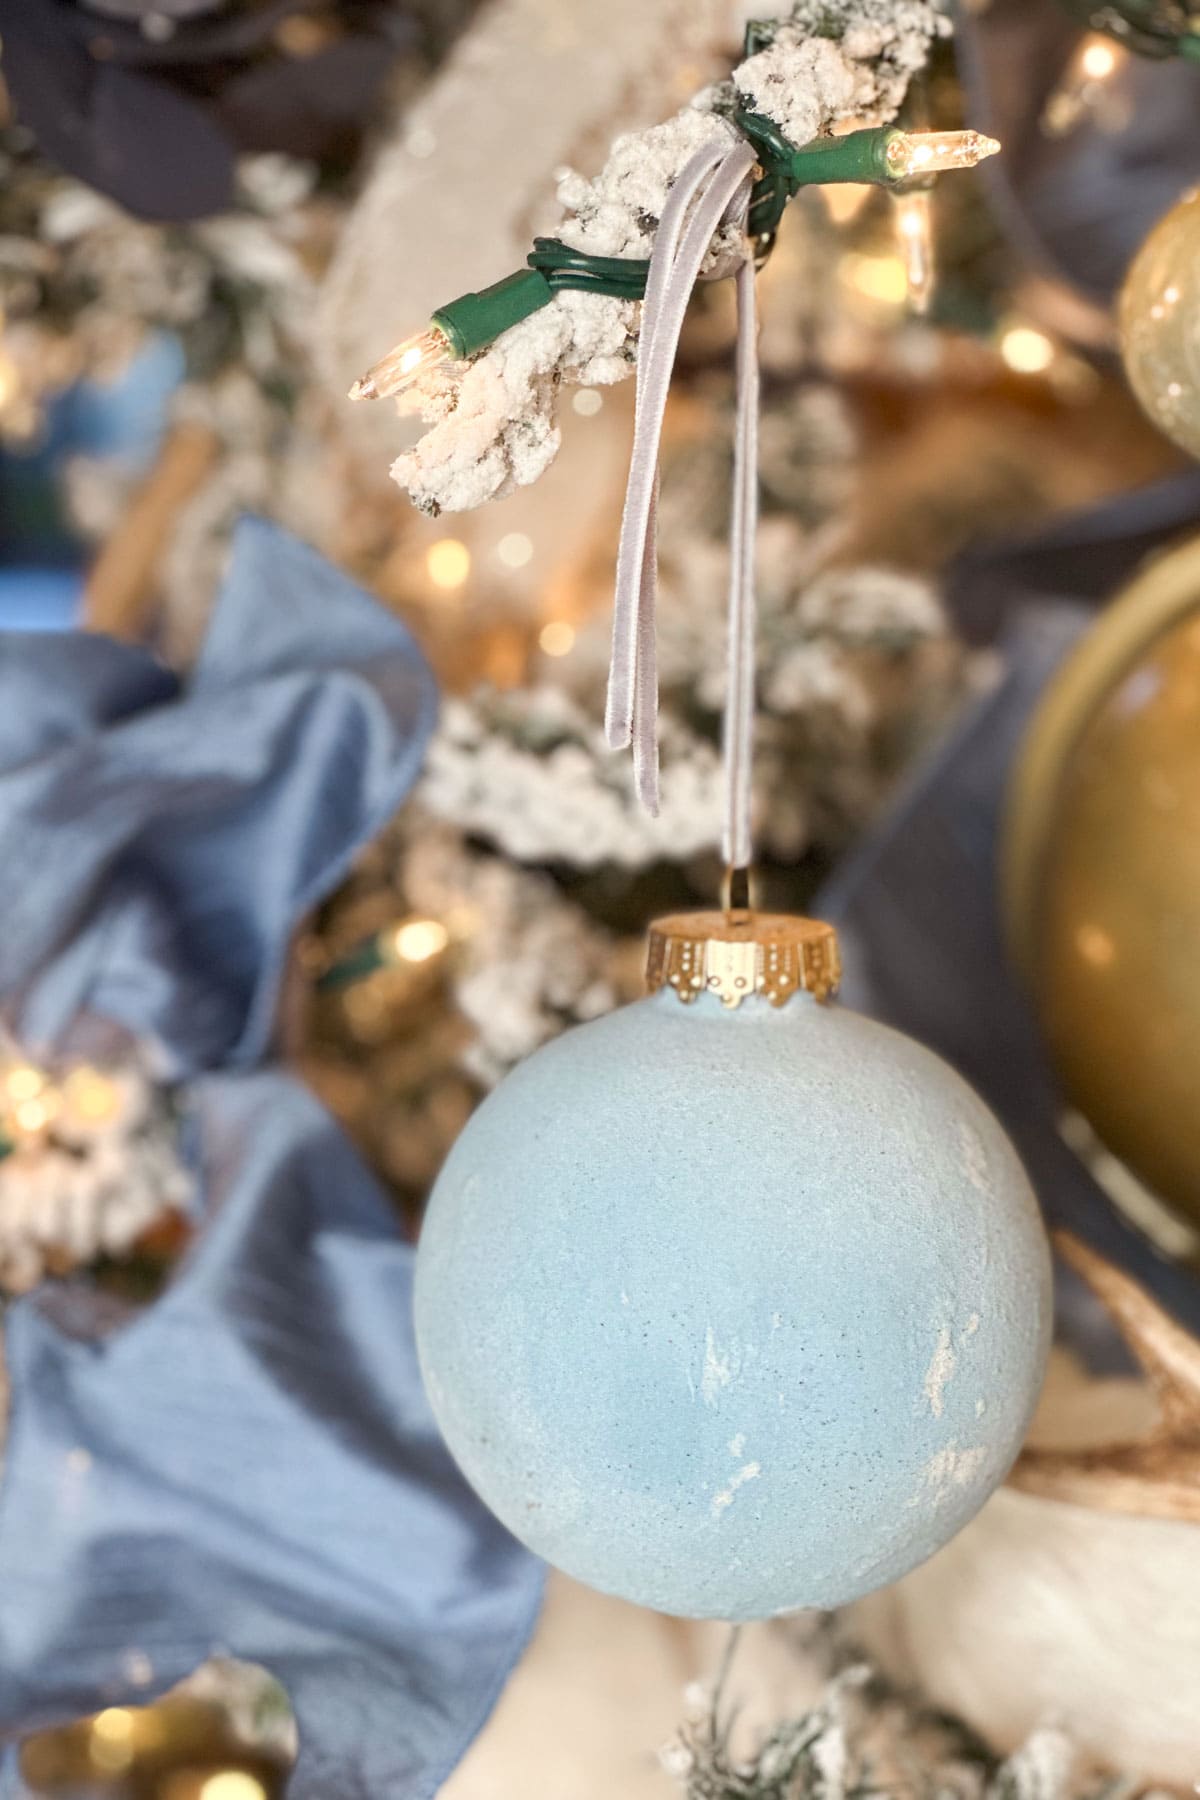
left=497, top=532, right=534, bottom=569
left=1080, top=36, right=1119, bottom=79
left=893, top=190, right=933, bottom=314
left=12, top=1093, right=59, bottom=1136
left=426, top=538, right=472, bottom=590
left=572, top=387, right=604, bottom=416
left=91, top=1708, right=135, bottom=1772
left=198, top=1774, right=269, bottom=1800
left=62, top=1066, right=121, bottom=1124
left=538, top=621, right=576, bottom=657
left=5, top=1065, right=44, bottom=1103
left=841, top=253, right=908, bottom=306
left=392, top=919, right=450, bottom=963
left=999, top=324, right=1056, bottom=375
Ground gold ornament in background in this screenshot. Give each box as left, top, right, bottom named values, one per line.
left=1119, top=187, right=1200, bottom=461
left=20, top=1695, right=291, bottom=1800
left=1004, top=533, right=1200, bottom=1238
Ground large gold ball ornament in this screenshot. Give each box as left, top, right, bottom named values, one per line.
left=1005, top=534, right=1200, bottom=1237
left=1120, top=188, right=1200, bottom=460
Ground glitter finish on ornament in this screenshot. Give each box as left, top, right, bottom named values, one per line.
left=1120, top=188, right=1200, bottom=459
left=415, top=988, right=1052, bottom=1620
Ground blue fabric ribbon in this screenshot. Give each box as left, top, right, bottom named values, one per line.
left=0, top=518, right=544, bottom=1793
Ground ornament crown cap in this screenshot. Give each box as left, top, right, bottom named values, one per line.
left=645, top=910, right=840, bottom=1010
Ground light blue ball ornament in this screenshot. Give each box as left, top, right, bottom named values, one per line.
left=415, top=912, right=1052, bottom=1620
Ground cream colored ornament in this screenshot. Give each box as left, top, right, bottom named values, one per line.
left=1120, top=187, right=1200, bottom=459
left=853, top=1237, right=1200, bottom=1784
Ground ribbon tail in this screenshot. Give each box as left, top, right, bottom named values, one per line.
left=722, top=255, right=760, bottom=871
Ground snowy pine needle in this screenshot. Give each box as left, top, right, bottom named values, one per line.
left=662, top=1624, right=1139, bottom=1800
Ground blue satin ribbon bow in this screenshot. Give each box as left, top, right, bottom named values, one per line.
left=0, top=518, right=543, bottom=1795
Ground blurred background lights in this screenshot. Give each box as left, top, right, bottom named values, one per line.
left=425, top=539, right=471, bottom=590
left=999, top=324, right=1056, bottom=374
left=497, top=532, right=533, bottom=568
left=538, top=621, right=576, bottom=657
left=198, top=1774, right=269, bottom=1800
left=392, top=919, right=449, bottom=962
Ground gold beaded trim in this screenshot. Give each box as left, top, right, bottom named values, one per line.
left=645, top=911, right=841, bottom=1009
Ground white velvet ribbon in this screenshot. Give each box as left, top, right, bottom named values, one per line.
left=605, top=135, right=760, bottom=868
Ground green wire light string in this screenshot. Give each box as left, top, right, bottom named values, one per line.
left=427, top=121, right=931, bottom=361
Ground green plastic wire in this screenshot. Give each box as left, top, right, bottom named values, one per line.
left=527, top=237, right=652, bottom=300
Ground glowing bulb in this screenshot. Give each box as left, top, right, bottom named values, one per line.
left=497, top=532, right=534, bottom=569
left=391, top=919, right=449, bottom=963
left=61, top=1066, right=121, bottom=1124
left=1042, top=35, right=1129, bottom=136
left=426, top=539, right=471, bottom=590
left=885, top=129, right=1000, bottom=180
left=538, top=621, right=576, bottom=657
left=91, top=1708, right=135, bottom=1772
left=1081, top=37, right=1118, bottom=78
left=893, top=190, right=934, bottom=315
left=199, top=1776, right=268, bottom=1800
left=999, top=324, right=1056, bottom=375
left=92, top=1709, right=134, bottom=1745
left=12, top=1092, right=59, bottom=1136
left=349, top=325, right=454, bottom=402
left=4, top=1065, right=44, bottom=1103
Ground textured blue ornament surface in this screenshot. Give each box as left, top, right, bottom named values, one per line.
left=415, top=988, right=1052, bottom=1621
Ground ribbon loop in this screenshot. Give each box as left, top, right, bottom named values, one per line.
left=606, top=133, right=760, bottom=868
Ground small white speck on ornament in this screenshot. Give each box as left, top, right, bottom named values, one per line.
left=922, top=1325, right=956, bottom=1419
left=956, top=1121, right=992, bottom=1195
left=712, top=1461, right=761, bottom=1516
left=701, top=1326, right=735, bottom=1405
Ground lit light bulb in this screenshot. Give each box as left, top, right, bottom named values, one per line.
left=349, top=325, right=454, bottom=402
left=1081, top=36, right=1120, bottom=79
left=8, top=1077, right=60, bottom=1139
left=426, top=538, right=471, bottom=591
left=884, top=129, right=1000, bottom=180
left=90, top=1708, right=135, bottom=1774
left=893, top=190, right=934, bottom=315
left=1041, top=34, right=1130, bottom=138
left=999, top=323, right=1056, bottom=375
left=390, top=919, right=450, bottom=964
left=4, top=1064, right=45, bottom=1104
left=199, top=1775, right=268, bottom=1800
left=61, top=1065, right=122, bottom=1125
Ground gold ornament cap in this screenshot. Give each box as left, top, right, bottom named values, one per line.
left=645, top=910, right=841, bottom=1010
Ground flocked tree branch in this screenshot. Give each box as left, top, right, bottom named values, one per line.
left=387, top=0, right=950, bottom=514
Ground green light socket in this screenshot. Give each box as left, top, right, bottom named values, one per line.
left=785, top=127, right=900, bottom=186
left=433, top=267, right=554, bottom=360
